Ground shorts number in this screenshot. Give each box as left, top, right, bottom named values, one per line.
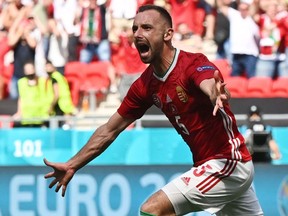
left=193, top=164, right=212, bottom=177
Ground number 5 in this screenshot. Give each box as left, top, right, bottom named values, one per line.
left=175, top=116, right=189, bottom=135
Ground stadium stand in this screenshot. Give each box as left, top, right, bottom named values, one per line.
left=212, top=58, right=232, bottom=79
left=225, top=76, right=248, bottom=98
left=246, top=77, right=273, bottom=98
left=271, top=77, right=288, bottom=98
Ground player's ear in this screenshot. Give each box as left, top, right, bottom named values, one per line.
left=163, top=28, right=174, bottom=41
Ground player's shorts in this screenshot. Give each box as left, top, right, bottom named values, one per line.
left=162, top=159, right=263, bottom=215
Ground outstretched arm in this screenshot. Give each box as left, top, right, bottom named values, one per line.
left=199, top=70, right=231, bottom=116
left=44, top=112, right=135, bottom=196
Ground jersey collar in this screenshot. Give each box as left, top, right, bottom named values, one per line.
left=153, top=48, right=180, bottom=82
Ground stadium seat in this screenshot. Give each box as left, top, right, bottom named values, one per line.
left=271, top=77, right=288, bottom=98
left=246, top=77, right=273, bottom=97
left=81, top=61, right=111, bottom=110
left=84, top=61, right=110, bottom=92
left=212, top=59, right=232, bottom=79
left=64, top=61, right=87, bottom=106
left=225, top=76, right=248, bottom=98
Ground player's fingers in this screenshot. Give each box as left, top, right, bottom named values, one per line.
left=55, top=182, right=62, bottom=193
left=213, top=104, right=219, bottom=116
left=43, top=158, right=51, bottom=166
left=49, top=178, right=59, bottom=188
left=44, top=172, right=55, bottom=179
left=62, top=185, right=67, bottom=197
left=220, top=83, right=226, bottom=94
left=214, top=70, right=220, bottom=81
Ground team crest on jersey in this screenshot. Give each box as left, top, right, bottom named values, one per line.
left=152, top=94, right=162, bottom=108
left=176, top=86, right=188, bottom=103
left=196, top=65, right=215, bottom=72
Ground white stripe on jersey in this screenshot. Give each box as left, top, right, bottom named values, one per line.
left=219, top=108, right=242, bottom=160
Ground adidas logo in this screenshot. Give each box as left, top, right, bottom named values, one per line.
left=181, top=177, right=191, bottom=186
left=166, top=94, right=172, bottom=103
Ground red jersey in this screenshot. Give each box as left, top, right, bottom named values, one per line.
left=118, top=49, right=251, bottom=166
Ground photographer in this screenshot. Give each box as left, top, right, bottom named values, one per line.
left=244, top=105, right=282, bottom=161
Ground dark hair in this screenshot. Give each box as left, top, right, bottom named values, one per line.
left=249, top=105, right=261, bottom=116
left=45, top=59, right=53, bottom=65
left=137, top=4, right=173, bottom=28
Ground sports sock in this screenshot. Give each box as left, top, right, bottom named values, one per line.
left=140, top=210, right=156, bottom=216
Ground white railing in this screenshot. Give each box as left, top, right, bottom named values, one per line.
left=1, top=114, right=288, bottom=129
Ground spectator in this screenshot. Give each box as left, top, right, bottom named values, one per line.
left=213, top=0, right=237, bottom=62
left=116, top=25, right=147, bottom=101
left=255, top=1, right=286, bottom=78
left=78, top=0, right=117, bottom=93
left=13, top=61, right=49, bottom=127
left=199, top=0, right=215, bottom=41
left=8, top=8, right=38, bottom=99
left=107, top=0, right=138, bottom=44
left=1, top=0, right=25, bottom=31
left=30, top=0, right=50, bottom=59
left=244, top=105, right=282, bottom=161
left=277, top=0, right=288, bottom=77
left=172, top=22, right=195, bottom=52
left=0, top=28, right=11, bottom=99
left=46, top=0, right=69, bottom=75
left=220, top=0, right=260, bottom=78
left=167, top=0, right=203, bottom=49
left=78, top=0, right=110, bottom=63
left=53, top=0, right=81, bottom=62
left=45, top=60, right=76, bottom=127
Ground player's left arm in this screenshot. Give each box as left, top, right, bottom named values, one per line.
left=199, top=70, right=231, bottom=116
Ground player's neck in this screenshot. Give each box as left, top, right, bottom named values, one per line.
left=153, top=47, right=176, bottom=78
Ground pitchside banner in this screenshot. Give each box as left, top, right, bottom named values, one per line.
left=1, top=127, right=288, bottom=166
left=0, top=128, right=288, bottom=215
left=0, top=165, right=287, bottom=216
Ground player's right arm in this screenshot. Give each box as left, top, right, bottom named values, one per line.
left=44, top=112, right=135, bottom=197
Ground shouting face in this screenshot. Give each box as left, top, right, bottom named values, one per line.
left=132, top=9, right=169, bottom=64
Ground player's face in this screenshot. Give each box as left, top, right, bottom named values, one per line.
left=132, top=10, right=167, bottom=64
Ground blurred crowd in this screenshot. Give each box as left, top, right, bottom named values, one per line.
left=0, top=0, right=287, bottom=126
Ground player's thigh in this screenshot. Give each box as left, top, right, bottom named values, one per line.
left=217, top=184, right=263, bottom=216
left=140, top=189, right=176, bottom=216
left=162, top=180, right=203, bottom=215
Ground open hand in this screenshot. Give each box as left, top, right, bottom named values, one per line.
left=43, top=158, right=75, bottom=197
left=213, top=70, right=230, bottom=116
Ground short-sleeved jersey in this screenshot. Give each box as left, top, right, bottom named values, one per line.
left=118, top=49, right=251, bottom=166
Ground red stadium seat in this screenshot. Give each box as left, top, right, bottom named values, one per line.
left=83, top=61, right=110, bottom=92
left=225, top=76, right=248, bottom=98
left=64, top=61, right=88, bottom=106
left=80, top=61, right=111, bottom=110
left=246, top=77, right=273, bottom=97
left=271, top=77, right=288, bottom=97
left=212, top=59, right=232, bottom=79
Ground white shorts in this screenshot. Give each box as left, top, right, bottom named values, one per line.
left=162, top=159, right=263, bottom=215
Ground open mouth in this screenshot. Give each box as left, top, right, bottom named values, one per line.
left=138, top=44, right=149, bottom=54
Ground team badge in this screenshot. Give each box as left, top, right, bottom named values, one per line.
left=152, top=94, right=162, bottom=108
left=176, top=86, right=188, bottom=103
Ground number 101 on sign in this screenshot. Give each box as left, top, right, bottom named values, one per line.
left=13, top=140, right=43, bottom=157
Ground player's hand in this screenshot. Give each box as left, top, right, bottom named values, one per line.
left=213, top=70, right=230, bottom=116
left=43, top=158, right=76, bottom=197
